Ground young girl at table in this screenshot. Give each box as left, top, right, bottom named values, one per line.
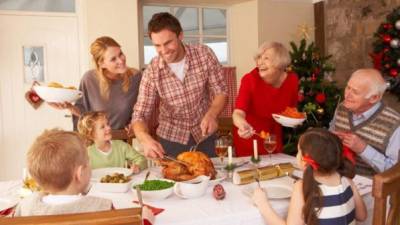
left=252, top=128, right=367, bottom=225
left=78, top=111, right=147, bottom=172
left=14, top=129, right=113, bottom=216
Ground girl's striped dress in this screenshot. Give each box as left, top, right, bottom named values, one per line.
left=317, top=177, right=356, bottom=225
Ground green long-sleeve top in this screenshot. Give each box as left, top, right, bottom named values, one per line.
left=88, top=140, right=147, bottom=170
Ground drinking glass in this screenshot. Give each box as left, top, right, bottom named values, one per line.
left=263, top=134, right=277, bottom=161
left=215, top=136, right=230, bottom=165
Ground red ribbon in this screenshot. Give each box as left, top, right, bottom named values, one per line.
left=302, top=155, right=319, bottom=170
left=343, top=146, right=356, bottom=165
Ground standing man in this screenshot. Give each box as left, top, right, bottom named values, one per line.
left=330, top=68, right=400, bottom=176
left=132, top=12, right=227, bottom=158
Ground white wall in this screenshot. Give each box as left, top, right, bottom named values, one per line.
left=86, top=0, right=140, bottom=69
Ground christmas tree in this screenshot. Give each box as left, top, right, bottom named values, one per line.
left=283, top=39, right=343, bottom=154
left=371, top=6, right=400, bottom=100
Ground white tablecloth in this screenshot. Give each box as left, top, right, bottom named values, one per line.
left=0, top=154, right=374, bottom=225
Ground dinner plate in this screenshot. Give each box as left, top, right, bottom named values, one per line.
left=209, top=171, right=227, bottom=186
left=0, top=196, right=19, bottom=211
left=243, top=184, right=293, bottom=199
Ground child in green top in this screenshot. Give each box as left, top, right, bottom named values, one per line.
left=78, top=111, right=147, bottom=172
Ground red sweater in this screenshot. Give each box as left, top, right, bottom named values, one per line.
left=233, top=68, right=298, bottom=157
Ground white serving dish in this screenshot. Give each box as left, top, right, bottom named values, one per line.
left=174, top=175, right=210, bottom=199
left=133, top=179, right=175, bottom=201
left=91, top=167, right=133, bottom=193
left=34, top=85, right=82, bottom=103
left=272, top=113, right=306, bottom=128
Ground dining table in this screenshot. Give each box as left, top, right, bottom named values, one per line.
left=0, top=153, right=374, bottom=225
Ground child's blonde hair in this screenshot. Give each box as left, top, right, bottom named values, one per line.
left=77, top=111, right=108, bottom=145
left=27, top=129, right=88, bottom=191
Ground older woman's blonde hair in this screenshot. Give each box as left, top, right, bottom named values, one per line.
left=90, top=36, right=138, bottom=100
left=27, top=129, right=88, bottom=191
left=254, top=42, right=291, bottom=70
left=77, top=111, right=107, bottom=145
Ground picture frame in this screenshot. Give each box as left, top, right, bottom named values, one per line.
left=23, top=45, right=45, bottom=83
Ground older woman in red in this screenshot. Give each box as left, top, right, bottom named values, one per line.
left=232, top=42, right=298, bottom=157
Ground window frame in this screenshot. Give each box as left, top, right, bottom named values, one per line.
left=140, top=3, right=230, bottom=67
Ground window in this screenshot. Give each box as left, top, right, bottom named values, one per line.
left=142, top=5, right=228, bottom=65
left=0, top=0, right=75, bottom=12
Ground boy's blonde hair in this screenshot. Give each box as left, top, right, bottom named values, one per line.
left=27, top=129, right=88, bottom=191
left=77, top=111, right=108, bottom=145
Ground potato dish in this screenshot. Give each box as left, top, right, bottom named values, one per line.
left=100, top=173, right=131, bottom=183
left=48, top=82, right=77, bottom=90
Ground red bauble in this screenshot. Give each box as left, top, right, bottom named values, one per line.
left=315, top=92, right=326, bottom=104
left=369, top=52, right=383, bottom=70
left=298, top=93, right=305, bottom=102
left=383, top=23, right=393, bottom=29
left=390, top=68, right=398, bottom=77
left=383, top=47, right=390, bottom=53
left=311, top=73, right=317, bottom=82
left=382, top=34, right=392, bottom=43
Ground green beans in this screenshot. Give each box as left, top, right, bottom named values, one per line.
left=136, top=180, right=174, bottom=191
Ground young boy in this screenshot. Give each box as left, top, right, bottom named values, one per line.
left=14, top=129, right=112, bottom=216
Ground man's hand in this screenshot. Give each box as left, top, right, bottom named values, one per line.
left=237, top=120, right=254, bottom=139
left=334, top=131, right=367, bottom=153
left=200, top=113, right=218, bottom=136
left=141, top=135, right=165, bottom=159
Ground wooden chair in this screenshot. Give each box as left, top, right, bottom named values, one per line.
left=1, top=208, right=142, bottom=225
left=372, top=162, right=400, bottom=225
left=112, top=129, right=132, bottom=145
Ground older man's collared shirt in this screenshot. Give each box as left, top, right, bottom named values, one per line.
left=330, top=101, right=400, bottom=172
left=132, top=44, right=227, bottom=145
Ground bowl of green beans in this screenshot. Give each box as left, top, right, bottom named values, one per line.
left=134, top=179, right=175, bottom=200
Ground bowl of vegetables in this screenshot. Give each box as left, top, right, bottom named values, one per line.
left=134, top=179, right=175, bottom=200
left=91, top=167, right=133, bottom=193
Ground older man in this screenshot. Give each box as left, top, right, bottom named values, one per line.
left=330, top=68, right=400, bottom=176
left=132, top=12, right=227, bottom=158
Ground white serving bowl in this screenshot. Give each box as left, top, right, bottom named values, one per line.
left=272, top=113, right=306, bottom=128
left=34, top=86, right=82, bottom=103
left=91, top=167, right=133, bottom=193
left=174, top=175, right=210, bottom=199
left=133, top=179, right=175, bottom=201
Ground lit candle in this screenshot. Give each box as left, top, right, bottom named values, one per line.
left=228, top=146, right=233, bottom=165
left=253, top=139, right=258, bottom=160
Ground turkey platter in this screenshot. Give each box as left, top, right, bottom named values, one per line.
left=160, top=151, right=217, bottom=181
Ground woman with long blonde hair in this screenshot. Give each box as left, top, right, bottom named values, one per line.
left=50, top=36, right=141, bottom=130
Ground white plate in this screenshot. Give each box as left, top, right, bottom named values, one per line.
left=34, top=86, right=82, bottom=103
left=0, top=196, right=19, bottom=211
left=272, top=113, right=306, bottom=128
left=209, top=171, right=227, bottom=186
left=243, top=184, right=293, bottom=199
left=91, top=167, right=133, bottom=193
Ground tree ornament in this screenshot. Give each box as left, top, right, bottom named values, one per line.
left=382, top=34, right=392, bottom=43
left=298, top=92, right=305, bottom=102
left=397, top=58, right=400, bottom=66
left=316, top=107, right=325, bottom=116
left=311, top=73, right=317, bottom=82
left=313, top=67, right=321, bottom=75
left=315, top=92, right=326, bottom=104
left=390, top=68, right=398, bottom=77
left=370, top=52, right=383, bottom=70
left=396, top=20, right=400, bottom=30
left=383, top=47, right=390, bottom=53
left=383, top=23, right=393, bottom=29
left=390, top=38, right=400, bottom=48
left=385, top=64, right=391, bottom=69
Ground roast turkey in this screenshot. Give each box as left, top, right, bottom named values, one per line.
left=160, top=151, right=217, bottom=181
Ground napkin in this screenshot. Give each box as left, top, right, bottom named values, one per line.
left=132, top=201, right=165, bottom=215
left=0, top=207, right=14, bottom=217
left=233, top=163, right=295, bottom=185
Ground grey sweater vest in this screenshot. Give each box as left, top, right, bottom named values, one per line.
left=334, top=103, right=400, bottom=176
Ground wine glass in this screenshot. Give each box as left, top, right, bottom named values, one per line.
left=263, top=134, right=277, bottom=161
left=215, top=136, right=230, bottom=166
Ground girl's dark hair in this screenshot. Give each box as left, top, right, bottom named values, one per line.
left=298, top=128, right=355, bottom=225
left=148, top=12, right=183, bottom=38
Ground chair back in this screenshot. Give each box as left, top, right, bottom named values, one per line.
left=1, top=208, right=142, bottom=225
left=112, top=129, right=132, bottom=145
left=372, top=162, right=400, bottom=225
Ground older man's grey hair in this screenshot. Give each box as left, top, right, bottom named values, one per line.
left=253, top=42, right=291, bottom=70
left=351, top=69, right=387, bottom=99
